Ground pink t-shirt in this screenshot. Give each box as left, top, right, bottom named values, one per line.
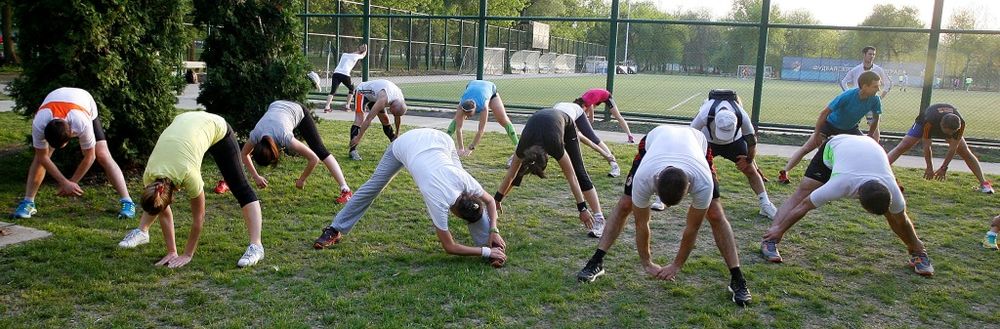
left=581, top=88, right=611, bottom=107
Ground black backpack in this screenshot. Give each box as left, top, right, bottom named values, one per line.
left=706, top=89, right=743, bottom=141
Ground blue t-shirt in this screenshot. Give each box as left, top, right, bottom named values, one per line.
left=460, top=80, right=496, bottom=114
left=825, top=88, right=882, bottom=130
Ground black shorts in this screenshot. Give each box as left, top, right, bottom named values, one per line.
left=803, top=140, right=833, bottom=183
left=624, top=136, right=720, bottom=199
left=708, top=138, right=748, bottom=163
left=328, top=73, right=355, bottom=95
left=818, top=121, right=863, bottom=137
left=92, top=117, right=106, bottom=142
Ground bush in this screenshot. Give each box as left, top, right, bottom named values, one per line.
left=194, top=0, right=312, bottom=136
left=8, top=0, right=189, bottom=167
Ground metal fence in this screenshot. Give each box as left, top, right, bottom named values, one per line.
left=300, top=0, right=1000, bottom=144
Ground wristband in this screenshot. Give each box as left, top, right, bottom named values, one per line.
left=494, top=192, right=505, bottom=203
left=481, top=246, right=492, bottom=258
left=577, top=201, right=588, bottom=212
left=489, top=227, right=500, bottom=234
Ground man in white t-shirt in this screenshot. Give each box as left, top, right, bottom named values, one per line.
left=313, top=129, right=508, bottom=266
left=690, top=91, right=777, bottom=218
left=840, top=46, right=891, bottom=98
left=576, top=125, right=752, bottom=307
left=761, top=135, right=934, bottom=276
left=323, top=44, right=367, bottom=112
left=11, top=87, right=136, bottom=220
left=348, top=79, right=407, bottom=160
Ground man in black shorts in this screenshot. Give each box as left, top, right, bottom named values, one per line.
left=323, top=44, right=367, bottom=112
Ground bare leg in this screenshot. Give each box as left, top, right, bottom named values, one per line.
left=24, top=148, right=55, bottom=200
left=885, top=212, right=926, bottom=254
left=609, top=106, right=633, bottom=136
left=583, top=188, right=603, bottom=215
left=957, top=138, right=988, bottom=184
left=598, top=195, right=634, bottom=251
left=94, top=141, right=131, bottom=199
left=742, top=162, right=767, bottom=195
left=705, top=199, right=740, bottom=268
left=322, top=155, right=350, bottom=190
left=782, top=132, right=823, bottom=172
left=242, top=201, right=263, bottom=246
left=887, top=136, right=919, bottom=164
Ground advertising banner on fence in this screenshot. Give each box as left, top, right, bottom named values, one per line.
left=781, top=57, right=939, bottom=87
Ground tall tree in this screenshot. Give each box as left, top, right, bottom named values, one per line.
left=676, top=8, right=723, bottom=74
left=856, top=4, right=924, bottom=64
left=718, top=0, right=785, bottom=74
left=1, top=0, right=17, bottom=65
left=9, top=0, right=188, bottom=165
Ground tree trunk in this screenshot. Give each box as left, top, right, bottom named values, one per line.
left=2, top=1, right=18, bottom=64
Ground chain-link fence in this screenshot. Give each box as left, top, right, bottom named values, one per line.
left=300, top=0, right=1000, bottom=143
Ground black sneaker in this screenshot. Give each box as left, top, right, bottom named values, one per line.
left=577, top=260, right=605, bottom=282
left=728, top=280, right=752, bottom=307
left=313, top=226, right=342, bottom=250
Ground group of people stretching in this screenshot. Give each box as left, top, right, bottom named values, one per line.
left=10, top=47, right=997, bottom=307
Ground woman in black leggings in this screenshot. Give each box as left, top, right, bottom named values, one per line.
left=242, top=100, right=353, bottom=204
left=117, top=111, right=265, bottom=269
left=493, top=108, right=607, bottom=238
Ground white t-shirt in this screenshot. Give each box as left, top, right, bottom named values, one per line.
left=690, top=99, right=754, bottom=145
left=357, top=80, right=405, bottom=105
left=391, top=128, right=485, bottom=231
left=32, top=87, right=100, bottom=150
left=249, top=101, right=305, bottom=147
left=809, top=135, right=906, bottom=214
left=840, top=63, right=892, bottom=92
left=552, top=102, right=585, bottom=120
left=334, top=53, right=365, bottom=76
left=631, top=126, right=714, bottom=210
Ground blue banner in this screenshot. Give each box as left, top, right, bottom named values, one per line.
left=781, top=57, right=939, bottom=87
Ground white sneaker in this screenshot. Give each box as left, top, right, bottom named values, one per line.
left=118, top=229, right=149, bottom=248
left=759, top=202, right=778, bottom=219
left=588, top=214, right=605, bottom=238
left=237, top=244, right=265, bottom=268
left=349, top=150, right=362, bottom=161
left=650, top=201, right=666, bottom=211
left=608, top=162, right=621, bottom=178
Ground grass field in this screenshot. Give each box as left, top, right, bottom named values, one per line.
left=395, top=74, right=1000, bottom=140
left=1, top=111, right=999, bottom=327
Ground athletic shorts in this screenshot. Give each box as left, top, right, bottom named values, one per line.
left=803, top=139, right=833, bottom=183
left=818, top=121, right=863, bottom=137
left=92, top=117, right=106, bottom=142
left=708, top=138, right=748, bottom=163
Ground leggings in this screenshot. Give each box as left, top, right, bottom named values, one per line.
left=208, top=126, right=259, bottom=207
left=328, top=73, right=355, bottom=96
left=574, top=115, right=601, bottom=144
left=563, top=121, right=594, bottom=192
left=295, top=111, right=332, bottom=160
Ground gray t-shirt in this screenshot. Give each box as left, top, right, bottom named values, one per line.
left=249, top=100, right=305, bottom=147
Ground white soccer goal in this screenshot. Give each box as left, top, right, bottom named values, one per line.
left=509, top=50, right=541, bottom=74
left=554, top=54, right=577, bottom=73
left=737, top=64, right=774, bottom=79
left=538, top=53, right=559, bottom=74
left=583, top=56, right=607, bottom=73
left=460, top=47, right=505, bottom=75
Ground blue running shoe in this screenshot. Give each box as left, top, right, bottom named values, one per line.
left=12, top=200, right=36, bottom=219
left=983, top=234, right=998, bottom=250
left=909, top=252, right=934, bottom=277
left=119, top=200, right=136, bottom=219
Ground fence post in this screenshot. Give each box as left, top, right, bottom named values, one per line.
left=335, top=0, right=342, bottom=57
left=386, top=9, right=392, bottom=72
left=303, top=0, right=310, bottom=53
left=605, top=0, right=620, bottom=122
left=407, top=13, right=413, bottom=71
left=920, top=0, right=945, bottom=115
left=426, top=18, right=431, bottom=71
left=749, top=0, right=770, bottom=126
left=362, top=0, right=370, bottom=80
left=476, top=0, right=487, bottom=80
left=444, top=20, right=449, bottom=71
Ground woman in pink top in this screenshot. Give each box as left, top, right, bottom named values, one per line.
left=579, top=88, right=635, bottom=143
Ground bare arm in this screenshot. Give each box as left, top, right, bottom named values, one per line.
left=557, top=151, right=585, bottom=204
left=350, top=97, right=388, bottom=148
left=69, top=147, right=97, bottom=183
left=288, top=139, right=320, bottom=188
left=920, top=138, right=935, bottom=179
left=646, top=207, right=708, bottom=281
left=435, top=228, right=506, bottom=261
left=469, top=110, right=488, bottom=151
left=35, top=148, right=83, bottom=196
left=481, top=191, right=505, bottom=249
left=240, top=142, right=267, bottom=188
left=453, top=108, right=467, bottom=153
left=164, top=193, right=206, bottom=269
left=496, top=155, right=522, bottom=197
left=815, top=107, right=832, bottom=131
left=868, top=113, right=881, bottom=141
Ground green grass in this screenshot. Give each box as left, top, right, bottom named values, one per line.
left=398, top=74, right=1000, bottom=140
left=1, top=111, right=999, bottom=327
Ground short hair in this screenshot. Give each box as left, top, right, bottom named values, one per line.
left=451, top=191, right=485, bottom=223
left=861, top=46, right=876, bottom=55
left=520, top=145, right=548, bottom=179
left=252, top=135, right=280, bottom=167
left=44, top=119, right=72, bottom=149
left=461, top=99, right=476, bottom=112
left=858, top=71, right=881, bottom=88
left=655, top=167, right=689, bottom=207
left=141, top=178, right=175, bottom=215
left=858, top=180, right=891, bottom=215
left=941, top=113, right=961, bottom=131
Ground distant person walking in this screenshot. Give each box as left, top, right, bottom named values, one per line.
left=323, top=44, right=368, bottom=112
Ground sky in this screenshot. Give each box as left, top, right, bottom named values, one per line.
left=651, top=0, right=1000, bottom=29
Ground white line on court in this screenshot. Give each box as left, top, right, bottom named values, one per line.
left=666, top=93, right=701, bottom=111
